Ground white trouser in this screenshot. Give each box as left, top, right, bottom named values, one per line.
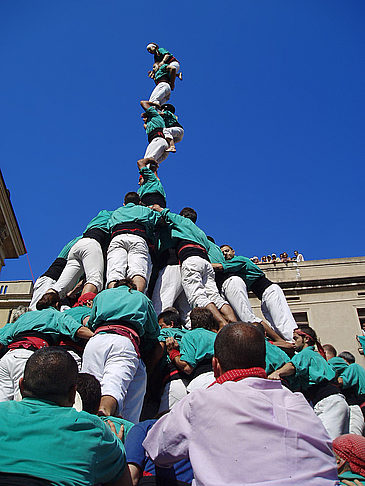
left=181, top=256, right=227, bottom=309
left=349, top=405, right=364, bottom=435
left=149, top=82, right=171, bottom=106
left=152, top=265, right=183, bottom=315
left=314, top=393, right=350, bottom=440
left=29, top=275, right=56, bottom=310
left=169, top=61, right=180, bottom=72
left=67, top=350, right=82, bottom=371
left=158, top=378, right=188, bottom=413
left=0, top=349, right=34, bottom=401
left=52, top=238, right=104, bottom=297
left=261, top=284, right=297, bottom=341
left=144, top=137, right=169, bottom=165
left=221, top=276, right=261, bottom=324
left=187, top=371, right=215, bottom=393
left=81, top=333, right=147, bottom=423
left=106, top=234, right=152, bottom=286
left=163, top=127, right=184, bottom=143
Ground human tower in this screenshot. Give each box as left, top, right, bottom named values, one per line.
left=0, top=43, right=351, bottom=445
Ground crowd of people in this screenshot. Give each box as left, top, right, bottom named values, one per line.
left=0, top=44, right=363, bottom=486
left=251, top=250, right=305, bottom=264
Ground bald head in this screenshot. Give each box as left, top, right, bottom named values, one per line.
left=214, top=322, right=266, bottom=374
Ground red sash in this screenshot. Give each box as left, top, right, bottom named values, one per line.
left=94, top=325, right=141, bottom=358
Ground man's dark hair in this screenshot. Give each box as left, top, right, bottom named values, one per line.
left=190, top=307, right=218, bottom=332
left=77, top=373, right=101, bottom=415
left=323, top=344, right=337, bottom=357
left=114, top=278, right=137, bottom=291
left=36, top=292, right=60, bottom=311
left=296, top=325, right=318, bottom=343
left=158, top=309, right=182, bottom=328
left=22, top=348, right=78, bottom=403
left=124, top=192, right=140, bottom=205
left=179, top=207, right=197, bottom=223
left=206, top=236, right=215, bottom=243
left=220, top=244, right=233, bottom=251
left=161, top=103, right=175, bottom=114
left=214, top=322, right=266, bottom=372
left=338, top=351, right=356, bottom=364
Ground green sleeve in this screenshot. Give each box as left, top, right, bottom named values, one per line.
left=341, top=365, right=359, bottom=389
left=180, top=334, right=198, bottom=367
left=94, top=420, right=126, bottom=484
left=0, top=322, right=16, bottom=345
left=57, top=314, right=82, bottom=339
left=290, top=350, right=308, bottom=374
left=222, top=257, right=246, bottom=274
left=144, top=300, right=160, bottom=341
left=158, top=47, right=171, bottom=56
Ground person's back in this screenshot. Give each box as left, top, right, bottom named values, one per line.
left=0, top=348, right=128, bottom=486
left=0, top=399, right=124, bottom=486
left=143, top=322, right=338, bottom=486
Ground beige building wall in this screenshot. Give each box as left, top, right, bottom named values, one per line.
left=250, top=257, right=365, bottom=365
left=0, top=280, right=33, bottom=326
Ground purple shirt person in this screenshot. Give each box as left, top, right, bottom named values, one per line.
left=143, top=322, right=338, bottom=486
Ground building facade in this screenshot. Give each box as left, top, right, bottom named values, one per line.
left=0, top=170, right=26, bottom=272
left=0, top=257, right=365, bottom=364
left=251, top=257, right=365, bottom=364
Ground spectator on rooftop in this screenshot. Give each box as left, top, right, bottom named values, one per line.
left=294, top=250, right=305, bottom=262
left=266, top=255, right=272, bottom=263
left=271, top=254, right=279, bottom=263
left=281, top=252, right=290, bottom=263
left=261, top=256, right=267, bottom=264
left=251, top=256, right=259, bottom=264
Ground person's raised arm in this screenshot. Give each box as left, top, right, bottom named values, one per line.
left=137, top=158, right=155, bottom=171
left=140, top=100, right=152, bottom=111
left=166, top=337, right=194, bottom=375
left=76, top=326, right=94, bottom=340
left=268, top=362, right=296, bottom=380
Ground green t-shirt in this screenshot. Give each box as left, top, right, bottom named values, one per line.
left=145, top=107, right=165, bottom=134
left=328, top=357, right=349, bottom=376
left=84, top=209, right=112, bottom=233
left=159, top=327, right=187, bottom=365
left=88, top=286, right=160, bottom=342
left=138, top=167, right=166, bottom=200
left=290, top=346, right=336, bottom=391
left=108, top=202, right=162, bottom=241
left=339, top=471, right=365, bottom=485
left=154, top=64, right=170, bottom=82
left=265, top=340, right=289, bottom=374
left=0, top=398, right=125, bottom=486
left=341, top=363, right=365, bottom=395
left=161, top=110, right=179, bottom=128
left=100, top=415, right=135, bottom=441
left=179, top=328, right=216, bottom=368
left=207, top=242, right=225, bottom=264
left=161, top=209, right=210, bottom=251
left=58, top=236, right=82, bottom=259
left=154, top=47, right=171, bottom=63
left=63, top=306, right=92, bottom=325
left=0, top=308, right=81, bottom=345
left=222, top=255, right=264, bottom=290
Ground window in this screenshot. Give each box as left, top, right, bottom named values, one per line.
left=357, top=309, right=365, bottom=331
left=292, top=311, right=309, bottom=327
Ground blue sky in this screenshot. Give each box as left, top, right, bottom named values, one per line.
left=1, top=0, right=364, bottom=282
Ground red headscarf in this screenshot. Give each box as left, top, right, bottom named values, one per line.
left=333, top=434, right=365, bottom=477
left=294, top=328, right=327, bottom=360
left=73, top=292, right=96, bottom=307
